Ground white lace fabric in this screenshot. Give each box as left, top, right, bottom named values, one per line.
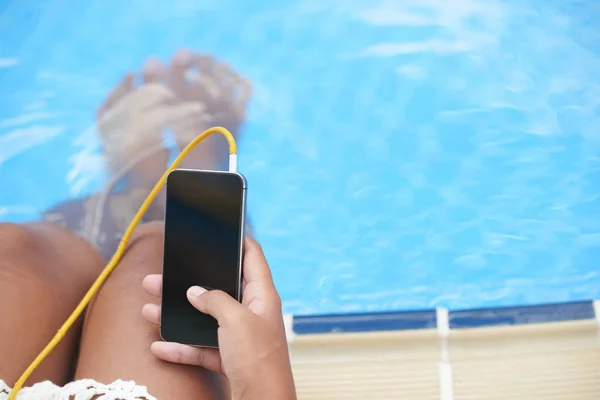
left=0, top=379, right=156, bottom=400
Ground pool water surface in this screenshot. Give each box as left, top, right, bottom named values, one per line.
left=1, top=0, right=599, bottom=315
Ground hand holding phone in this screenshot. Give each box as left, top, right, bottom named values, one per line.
left=142, top=237, right=297, bottom=400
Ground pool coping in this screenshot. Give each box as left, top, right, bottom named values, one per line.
left=288, top=299, right=600, bottom=336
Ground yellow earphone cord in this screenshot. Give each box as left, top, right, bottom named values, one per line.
left=8, top=126, right=238, bottom=400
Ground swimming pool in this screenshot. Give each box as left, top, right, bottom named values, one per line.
left=1, top=0, right=599, bottom=316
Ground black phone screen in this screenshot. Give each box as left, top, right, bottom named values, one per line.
left=160, top=169, right=246, bottom=347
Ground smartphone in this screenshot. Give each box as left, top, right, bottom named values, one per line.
left=160, top=169, right=247, bottom=348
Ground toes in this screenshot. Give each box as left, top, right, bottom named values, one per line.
left=214, top=63, right=237, bottom=107
left=194, top=54, right=215, bottom=75
left=233, top=77, right=252, bottom=116
left=168, top=49, right=194, bottom=100
left=172, top=48, right=194, bottom=69
left=142, top=57, right=165, bottom=83
left=97, top=73, right=134, bottom=120
left=214, top=62, right=235, bottom=88
left=211, top=61, right=252, bottom=111
left=213, top=63, right=252, bottom=123
left=165, top=51, right=252, bottom=134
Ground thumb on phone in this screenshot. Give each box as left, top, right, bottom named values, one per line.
left=187, top=287, right=243, bottom=325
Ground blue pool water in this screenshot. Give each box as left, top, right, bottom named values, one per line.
left=1, top=0, right=599, bottom=315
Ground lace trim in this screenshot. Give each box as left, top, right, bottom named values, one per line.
left=0, top=379, right=156, bottom=400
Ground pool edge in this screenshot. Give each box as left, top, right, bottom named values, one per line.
left=286, top=299, right=600, bottom=336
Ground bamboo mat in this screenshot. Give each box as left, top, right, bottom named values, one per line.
left=289, top=320, right=600, bottom=400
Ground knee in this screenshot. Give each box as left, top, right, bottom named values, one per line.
left=0, top=223, right=46, bottom=264
left=0, top=223, right=58, bottom=288
left=83, top=222, right=165, bottom=321
left=0, top=222, right=103, bottom=288
left=129, top=221, right=164, bottom=255
left=115, top=221, right=165, bottom=277
left=130, top=221, right=164, bottom=243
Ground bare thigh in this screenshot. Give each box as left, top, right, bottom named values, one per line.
left=0, top=222, right=104, bottom=386
left=75, top=222, right=228, bottom=399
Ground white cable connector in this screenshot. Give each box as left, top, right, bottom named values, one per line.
left=229, top=154, right=238, bottom=172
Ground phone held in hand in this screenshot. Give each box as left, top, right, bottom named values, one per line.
left=160, top=169, right=247, bottom=348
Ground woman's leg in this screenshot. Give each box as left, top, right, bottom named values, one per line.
left=0, top=222, right=104, bottom=386
left=75, top=222, right=229, bottom=399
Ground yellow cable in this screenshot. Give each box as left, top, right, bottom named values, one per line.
left=8, top=126, right=237, bottom=400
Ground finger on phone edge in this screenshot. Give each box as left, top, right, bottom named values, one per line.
left=142, top=303, right=161, bottom=326
left=142, top=274, right=162, bottom=297
left=242, top=236, right=274, bottom=286
left=150, top=341, right=223, bottom=374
